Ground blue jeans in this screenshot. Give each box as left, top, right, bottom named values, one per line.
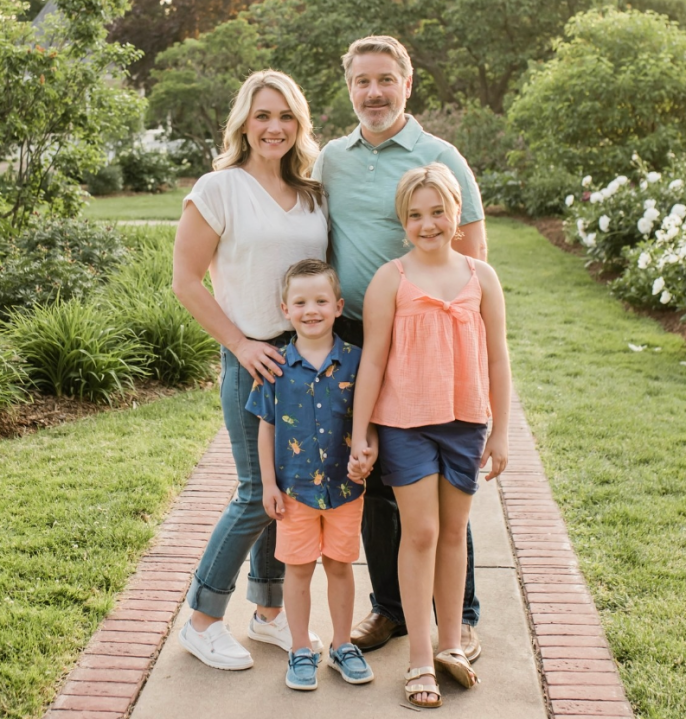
left=186, top=338, right=291, bottom=617
left=334, top=316, right=480, bottom=627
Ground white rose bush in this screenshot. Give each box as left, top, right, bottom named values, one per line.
left=564, top=157, right=686, bottom=311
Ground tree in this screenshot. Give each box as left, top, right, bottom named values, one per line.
left=0, top=0, right=145, bottom=232
left=147, top=17, right=270, bottom=168
left=508, top=8, right=686, bottom=181
left=107, top=0, right=256, bottom=89
left=248, top=0, right=595, bottom=118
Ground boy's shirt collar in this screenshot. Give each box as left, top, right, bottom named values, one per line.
left=285, top=333, right=345, bottom=371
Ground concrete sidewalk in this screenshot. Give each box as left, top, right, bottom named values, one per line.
left=129, top=465, right=546, bottom=719
left=44, top=394, right=634, bottom=719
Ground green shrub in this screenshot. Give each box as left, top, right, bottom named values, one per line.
left=520, top=165, right=580, bottom=218
left=0, top=219, right=127, bottom=317
left=168, top=141, right=211, bottom=178
left=479, top=170, right=526, bottom=211
left=0, top=345, right=29, bottom=409
left=118, top=147, right=178, bottom=193
left=417, top=103, right=518, bottom=176
left=4, top=299, right=150, bottom=403
left=85, top=165, right=124, bottom=196
left=508, top=8, right=686, bottom=185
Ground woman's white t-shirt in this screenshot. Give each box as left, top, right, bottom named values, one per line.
left=184, top=168, right=328, bottom=340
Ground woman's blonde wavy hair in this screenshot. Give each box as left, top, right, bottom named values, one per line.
left=213, top=70, right=323, bottom=211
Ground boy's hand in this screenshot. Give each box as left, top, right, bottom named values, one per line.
left=480, top=431, right=508, bottom=481
left=348, top=441, right=377, bottom=484
left=262, top=485, right=286, bottom=520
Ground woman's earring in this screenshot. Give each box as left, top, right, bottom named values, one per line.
left=241, top=134, right=248, bottom=153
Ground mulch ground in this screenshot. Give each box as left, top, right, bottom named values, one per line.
left=0, top=379, right=215, bottom=440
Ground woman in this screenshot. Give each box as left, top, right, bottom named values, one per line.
left=172, top=70, right=328, bottom=670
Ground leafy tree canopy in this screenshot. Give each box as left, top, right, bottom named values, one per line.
left=147, top=16, right=270, bottom=168
left=0, top=0, right=145, bottom=232
left=508, top=7, right=686, bottom=181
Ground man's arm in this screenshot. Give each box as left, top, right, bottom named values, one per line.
left=455, top=220, right=488, bottom=262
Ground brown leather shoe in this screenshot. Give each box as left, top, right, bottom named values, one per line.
left=461, top=624, right=481, bottom=663
left=350, top=612, right=407, bottom=652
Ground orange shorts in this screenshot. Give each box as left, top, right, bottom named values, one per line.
left=275, top=495, right=364, bottom=565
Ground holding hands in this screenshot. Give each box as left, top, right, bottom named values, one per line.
left=348, top=431, right=379, bottom=485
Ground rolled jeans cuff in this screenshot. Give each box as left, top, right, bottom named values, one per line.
left=246, top=574, right=284, bottom=608
left=186, top=575, right=233, bottom=619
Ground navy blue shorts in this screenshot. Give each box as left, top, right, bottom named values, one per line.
left=377, top=420, right=488, bottom=495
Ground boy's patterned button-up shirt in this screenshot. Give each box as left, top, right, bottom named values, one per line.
left=246, top=335, right=363, bottom=510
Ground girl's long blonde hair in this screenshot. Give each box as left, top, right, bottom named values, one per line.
left=213, top=70, right=323, bottom=211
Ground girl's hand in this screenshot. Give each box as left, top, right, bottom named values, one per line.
left=262, top=485, right=286, bottom=520
left=480, top=432, right=508, bottom=481
left=348, top=441, right=377, bottom=484
left=234, top=338, right=286, bottom=385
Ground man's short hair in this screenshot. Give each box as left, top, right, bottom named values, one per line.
left=282, top=259, right=342, bottom=301
left=342, top=35, right=413, bottom=85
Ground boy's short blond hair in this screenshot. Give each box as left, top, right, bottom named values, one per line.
left=342, top=35, right=413, bottom=85
left=395, top=163, right=463, bottom=226
left=282, top=259, right=342, bottom=302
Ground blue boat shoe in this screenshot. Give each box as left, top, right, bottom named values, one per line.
left=286, top=647, right=320, bottom=691
left=328, top=642, right=374, bottom=684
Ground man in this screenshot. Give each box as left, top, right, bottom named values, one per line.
left=312, top=35, right=487, bottom=662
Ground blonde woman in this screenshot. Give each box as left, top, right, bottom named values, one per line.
left=172, top=70, right=327, bottom=670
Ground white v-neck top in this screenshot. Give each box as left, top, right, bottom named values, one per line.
left=184, top=168, right=328, bottom=340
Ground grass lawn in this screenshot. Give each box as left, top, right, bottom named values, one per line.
left=0, top=389, right=221, bottom=719
left=488, top=217, right=686, bottom=719
left=82, top=186, right=190, bottom=221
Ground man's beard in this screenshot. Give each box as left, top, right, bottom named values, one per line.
left=355, top=99, right=404, bottom=134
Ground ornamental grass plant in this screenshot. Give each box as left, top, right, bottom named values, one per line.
left=0, top=345, right=29, bottom=410
left=4, top=299, right=150, bottom=404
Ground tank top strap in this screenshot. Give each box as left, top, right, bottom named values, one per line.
left=465, top=255, right=476, bottom=274
left=392, top=258, right=405, bottom=275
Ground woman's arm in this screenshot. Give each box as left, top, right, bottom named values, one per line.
left=475, top=261, right=511, bottom=480
left=350, top=262, right=400, bottom=472
left=172, top=201, right=285, bottom=384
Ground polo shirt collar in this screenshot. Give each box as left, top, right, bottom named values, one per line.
left=285, top=334, right=345, bottom=369
left=345, top=114, right=422, bottom=152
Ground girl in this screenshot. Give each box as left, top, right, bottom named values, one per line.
left=350, top=163, right=511, bottom=708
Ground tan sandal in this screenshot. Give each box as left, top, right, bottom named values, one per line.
left=405, top=666, right=442, bottom=708
left=435, top=648, right=480, bottom=688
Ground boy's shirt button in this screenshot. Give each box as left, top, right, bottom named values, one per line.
left=317, top=403, right=322, bottom=408
left=319, top=428, right=325, bottom=434
left=315, top=377, right=320, bottom=383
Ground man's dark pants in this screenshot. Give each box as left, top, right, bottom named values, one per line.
left=335, top=316, right=479, bottom=627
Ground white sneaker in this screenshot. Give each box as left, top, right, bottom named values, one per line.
left=178, top=619, right=254, bottom=670
left=247, top=611, right=324, bottom=653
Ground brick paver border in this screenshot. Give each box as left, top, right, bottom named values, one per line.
left=44, top=392, right=635, bottom=718
left=44, top=429, right=236, bottom=719
left=500, top=393, right=634, bottom=718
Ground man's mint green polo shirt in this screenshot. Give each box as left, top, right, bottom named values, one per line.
left=312, top=115, right=484, bottom=321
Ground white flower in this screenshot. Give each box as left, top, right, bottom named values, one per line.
left=660, top=290, right=672, bottom=304
left=628, top=343, right=646, bottom=352
left=565, top=194, right=574, bottom=207
left=637, top=217, right=654, bottom=234
left=582, top=232, right=597, bottom=247
left=652, top=276, right=665, bottom=295
left=644, top=207, right=660, bottom=222
left=637, top=252, right=651, bottom=269
left=644, top=199, right=656, bottom=210
left=582, top=175, right=592, bottom=188
left=615, top=175, right=628, bottom=185
left=640, top=180, right=648, bottom=190
left=670, top=204, right=686, bottom=219
left=632, top=152, right=640, bottom=162
left=590, top=192, right=603, bottom=204
left=576, top=218, right=586, bottom=235
left=647, top=172, right=662, bottom=183
left=607, top=180, right=620, bottom=195
left=599, top=215, right=610, bottom=232
left=669, top=179, right=684, bottom=191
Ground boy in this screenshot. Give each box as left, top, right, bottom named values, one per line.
left=246, top=259, right=376, bottom=691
